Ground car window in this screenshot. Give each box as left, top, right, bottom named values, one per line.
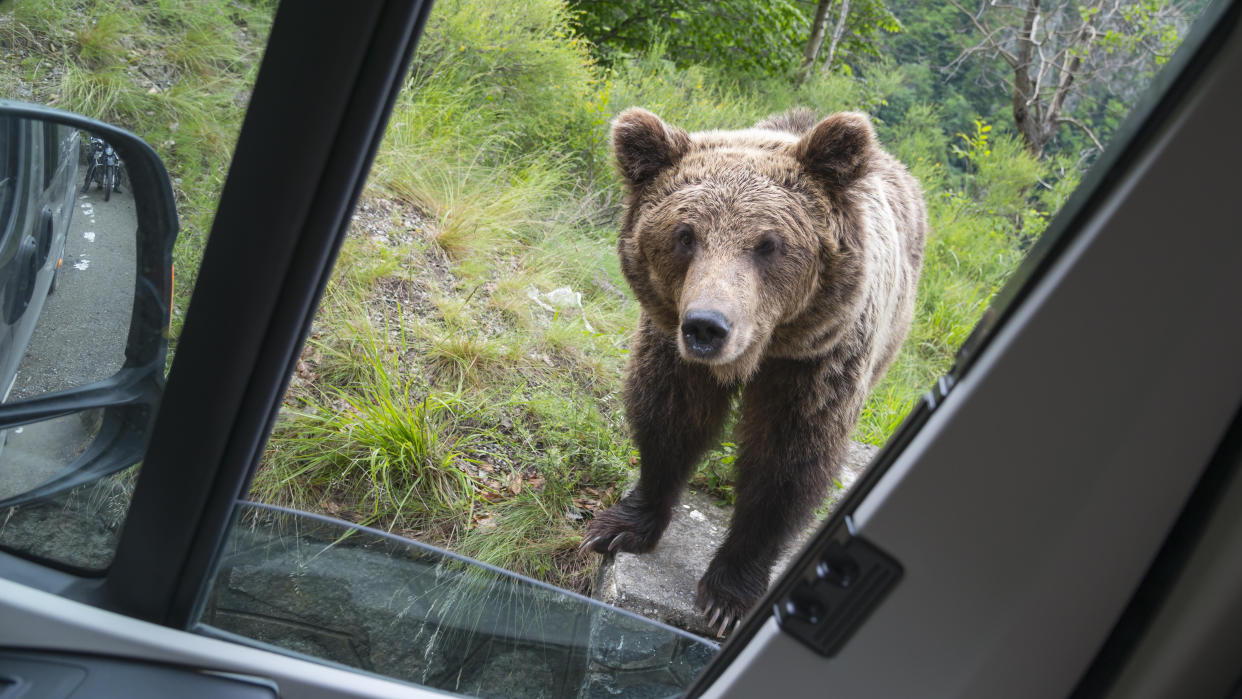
left=200, top=502, right=713, bottom=696
left=196, top=0, right=1213, bottom=690
left=0, top=0, right=1222, bottom=696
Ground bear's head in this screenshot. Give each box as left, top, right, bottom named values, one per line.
left=612, top=107, right=876, bottom=383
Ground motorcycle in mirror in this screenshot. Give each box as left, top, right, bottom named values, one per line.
left=81, top=136, right=124, bottom=202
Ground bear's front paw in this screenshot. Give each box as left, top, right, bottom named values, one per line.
left=580, top=497, right=667, bottom=555
left=695, top=562, right=769, bottom=638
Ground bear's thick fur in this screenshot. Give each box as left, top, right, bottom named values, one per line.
left=582, top=107, right=927, bottom=635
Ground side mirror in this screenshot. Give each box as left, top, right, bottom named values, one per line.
left=0, top=101, right=176, bottom=507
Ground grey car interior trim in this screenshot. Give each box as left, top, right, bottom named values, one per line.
left=700, top=7, right=1242, bottom=698
left=1099, top=431, right=1242, bottom=699
left=0, top=650, right=278, bottom=699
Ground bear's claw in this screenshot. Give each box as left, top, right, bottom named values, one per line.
left=580, top=530, right=637, bottom=555
left=696, top=565, right=763, bottom=638
left=581, top=497, right=667, bottom=555
left=701, top=602, right=739, bottom=638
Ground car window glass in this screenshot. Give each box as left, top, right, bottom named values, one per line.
left=199, top=502, right=715, bottom=696
left=199, top=0, right=1221, bottom=693
left=0, top=1, right=277, bottom=570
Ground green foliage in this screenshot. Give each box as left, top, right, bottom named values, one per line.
left=568, top=0, right=811, bottom=77
left=925, top=0, right=1186, bottom=160
left=408, top=0, right=606, bottom=163
left=883, top=102, right=949, bottom=177
left=951, top=119, right=1044, bottom=222
left=1102, top=0, right=1182, bottom=66
left=1, top=0, right=273, bottom=339
left=569, top=0, right=903, bottom=80
left=696, top=441, right=738, bottom=505
left=257, top=324, right=484, bottom=535
left=606, top=45, right=885, bottom=136
left=819, top=0, right=903, bottom=72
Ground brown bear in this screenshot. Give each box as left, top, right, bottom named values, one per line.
left=582, top=106, right=928, bottom=636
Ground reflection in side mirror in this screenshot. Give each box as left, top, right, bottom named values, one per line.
left=0, top=102, right=176, bottom=532
left=1, top=126, right=137, bottom=402
left=0, top=409, right=103, bottom=501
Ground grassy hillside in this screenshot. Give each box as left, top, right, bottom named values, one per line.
left=0, top=0, right=275, bottom=335
left=2, top=0, right=1067, bottom=591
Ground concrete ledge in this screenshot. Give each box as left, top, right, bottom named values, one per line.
left=593, top=441, right=878, bottom=637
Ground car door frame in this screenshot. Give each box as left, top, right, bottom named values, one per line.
left=2, top=0, right=1241, bottom=697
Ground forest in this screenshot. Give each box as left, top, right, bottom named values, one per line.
left=0, top=0, right=1204, bottom=591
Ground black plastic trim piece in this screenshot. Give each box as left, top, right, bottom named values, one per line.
left=88, top=0, right=434, bottom=627
left=774, top=517, right=903, bottom=658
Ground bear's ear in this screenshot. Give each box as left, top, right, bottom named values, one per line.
left=611, top=108, right=690, bottom=187
left=796, top=112, right=875, bottom=191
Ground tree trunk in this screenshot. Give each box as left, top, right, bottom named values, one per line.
left=797, top=0, right=835, bottom=85
left=822, top=0, right=851, bottom=74
left=1010, top=0, right=1046, bottom=155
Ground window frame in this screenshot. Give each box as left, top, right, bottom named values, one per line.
left=127, top=0, right=434, bottom=628
left=0, top=0, right=1239, bottom=697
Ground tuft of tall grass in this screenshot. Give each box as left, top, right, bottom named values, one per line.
left=256, top=323, right=482, bottom=536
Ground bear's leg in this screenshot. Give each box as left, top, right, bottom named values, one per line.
left=582, top=318, right=734, bottom=554
left=696, top=356, right=863, bottom=636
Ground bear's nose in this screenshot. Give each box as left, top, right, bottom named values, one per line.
left=681, top=310, right=731, bottom=358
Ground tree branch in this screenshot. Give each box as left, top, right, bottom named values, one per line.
left=797, top=0, right=834, bottom=85
left=948, top=0, right=1019, bottom=66
left=822, top=0, right=851, bottom=74
left=1057, top=116, right=1104, bottom=151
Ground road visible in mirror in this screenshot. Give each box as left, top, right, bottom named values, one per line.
left=0, top=408, right=103, bottom=500
left=10, top=133, right=135, bottom=401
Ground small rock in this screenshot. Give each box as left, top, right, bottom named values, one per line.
left=594, top=441, right=879, bottom=636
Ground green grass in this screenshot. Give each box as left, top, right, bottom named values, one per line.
left=1, top=0, right=273, bottom=338
left=257, top=324, right=483, bottom=536
left=3, top=0, right=1069, bottom=590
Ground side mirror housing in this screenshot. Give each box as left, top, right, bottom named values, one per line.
left=0, top=101, right=177, bottom=507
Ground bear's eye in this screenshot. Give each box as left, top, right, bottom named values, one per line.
left=675, top=224, right=695, bottom=252
left=754, top=236, right=779, bottom=257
